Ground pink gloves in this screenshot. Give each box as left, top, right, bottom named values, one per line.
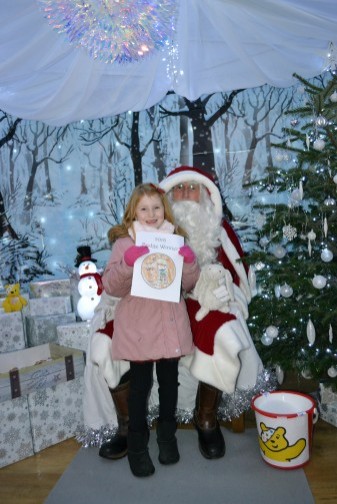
left=179, top=245, right=196, bottom=264
left=124, top=245, right=149, bottom=266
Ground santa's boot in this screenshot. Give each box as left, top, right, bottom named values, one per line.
left=99, top=381, right=129, bottom=459
left=193, top=382, right=226, bottom=459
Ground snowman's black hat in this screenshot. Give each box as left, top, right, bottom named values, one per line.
left=74, top=246, right=97, bottom=268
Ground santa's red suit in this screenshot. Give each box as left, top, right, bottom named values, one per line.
left=159, top=166, right=263, bottom=394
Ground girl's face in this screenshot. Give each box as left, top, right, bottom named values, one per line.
left=135, top=194, right=165, bottom=229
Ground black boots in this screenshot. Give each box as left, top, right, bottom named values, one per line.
left=156, top=420, right=180, bottom=465
left=193, top=382, right=226, bottom=459
left=99, top=381, right=129, bottom=460
left=127, top=429, right=155, bottom=477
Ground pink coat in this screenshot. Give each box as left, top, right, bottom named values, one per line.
left=102, top=236, right=200, bottom=362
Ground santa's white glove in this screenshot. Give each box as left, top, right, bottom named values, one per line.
left=90, top=332, right=120, bottom=389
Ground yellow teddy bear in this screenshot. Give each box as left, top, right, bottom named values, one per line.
left=2, top=283, right=28, bottom=313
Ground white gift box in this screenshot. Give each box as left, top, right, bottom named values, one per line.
left=0, top=311, right=26, bottom=353
left=0, top=342, right=85, bottom=403
left=0, top=396, right=34, bottom=468
left=27, top=296, right=72, bottom=317
left=28, top=376, right=84, bottom=452
left=319, top=383, right=337, bottom=427
left=57, top=322, right=91, bottom=352
left=25, top=312, right=76, bottom=347
left=29, top=279, right=71, bottom=299
left=0, top=343, right=85, bottom=466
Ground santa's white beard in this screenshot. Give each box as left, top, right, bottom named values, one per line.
left=172, top=199, right=222, bottom=267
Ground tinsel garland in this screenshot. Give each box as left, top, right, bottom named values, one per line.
left=37, top=0, right=178, bottom=64
left=76, top=369, right=277, bottom=448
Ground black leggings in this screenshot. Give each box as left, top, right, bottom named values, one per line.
left=128, top=359, right=179, bottom=432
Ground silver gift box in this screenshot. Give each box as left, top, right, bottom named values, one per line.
left=0, top=396, right=34, bottom=468
left=29, top=279, right=71, bottom=299
left=0, top=312, right=26, bottom=354
left=28, top=376, right=84, bottom=452
left=57, top=321, right=91, bottom=352
left=25, top=312, right=76, bottom=347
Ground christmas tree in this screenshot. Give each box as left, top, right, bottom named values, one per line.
left=247, top=70, right=337, bottom=391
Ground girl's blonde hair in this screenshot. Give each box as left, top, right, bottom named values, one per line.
left=108, top=183, right=188, bottom=243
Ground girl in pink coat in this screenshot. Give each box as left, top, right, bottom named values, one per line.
left=102, top=183, right=199, bottom=478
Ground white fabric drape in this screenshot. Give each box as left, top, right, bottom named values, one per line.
left=1, top=0, right=336, bottom=126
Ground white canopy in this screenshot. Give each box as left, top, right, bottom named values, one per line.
left=1, top=0, right=336, bottom=126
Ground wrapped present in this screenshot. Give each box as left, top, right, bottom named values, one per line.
left=28, top=376, right=84, bottom=452
left=57, top=321, right=91, bottom=352
left=0, top=396, right=34, bottom=468
left=319, top=382, right=337, bottom=427
left=29, top=279, right=71, bottom=299
left=25, top=312, right=76, bottom=347
left=0, top=311, right=26, bottom=353
left=28, top=296, right=72, bottom=317
left=0, top=342, right=85, bottom=402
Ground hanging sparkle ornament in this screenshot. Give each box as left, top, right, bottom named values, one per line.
left=38, top=0, right=178, bottom=64
left=306, top=318, right=316, bottom=345
left=313, top=138, right=326, bottom=151
left=280, top=283, right=293, bottom=298
left=321, top=247, right=333, bottom=262
left=275, top=365, right=284, bottom=385
left=329, top=324, right=333, bottom=344
left=282, top=224, right=297, bottom=241
left=274, top=284, right=281, bottom=298
left=248, top=266, right=257, bottom=296
left=305, top=134, right=310, bottom=150
left=290, top=188, right=302, bottom=206
left=299, top=180, right=304, bottom=199
left=307, top=229, right=316, bottom=257
left=312, top=275, right=327, bottom=289
left=330, top=90, right=337, bottom=103
left=323, top=217, right=328, bottom=238
left=315, top=115, right=327, bottom=127
left=324, top=196, right=336, bottom=206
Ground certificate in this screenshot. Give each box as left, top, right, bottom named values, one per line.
left=131, top=231, right=184, bottom=303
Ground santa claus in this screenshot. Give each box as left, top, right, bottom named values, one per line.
left=82, top=166, right=267, bottom=461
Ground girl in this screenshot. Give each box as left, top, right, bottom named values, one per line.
left=102, top=183, right=199, bottom=477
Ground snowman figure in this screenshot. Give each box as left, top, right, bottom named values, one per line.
left=75, top=246, right=103, bottom=321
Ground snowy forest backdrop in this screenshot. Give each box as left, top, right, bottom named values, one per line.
left=0, top=73, right=324, bottom=288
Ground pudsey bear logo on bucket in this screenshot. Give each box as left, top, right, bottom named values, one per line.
left=251, top=391, right=318, bottom=469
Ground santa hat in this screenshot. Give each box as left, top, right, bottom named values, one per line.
left=159, top=166, right=223, bottom=219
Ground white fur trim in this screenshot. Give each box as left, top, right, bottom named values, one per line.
left=90, top=332, right=129, bottom=389
left=220, top=227, right=251, bottom=303
left=159, top=169, right=223, bottom=218
left=185, top=317, right=262, bottom=394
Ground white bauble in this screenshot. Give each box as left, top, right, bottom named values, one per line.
left=327, top=366, right=337, bottom=378
left=273, top=245, right=286, bottom=259
left=280, top=283, right=293, bottom=298
left=330, top=90, right=337, bottom=103
left=307, top=229, right=316, bottom=241
left=321, top=248, right=333, bottom=262
left=301, top=369, right=313, bottom=379
left=333, top=174, right=337, bottom=185
left=266, top=325, right=279, bottom=339
left=261, top=334, right=273, bottom=346
left=312, top=275, right=327, bottom=289
left=313, top=138, right=325, bottom=151
left=77, top=294, right=100, bottom=321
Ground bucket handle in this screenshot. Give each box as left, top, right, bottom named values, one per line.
left=313, top=407, right=319, bottom=424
